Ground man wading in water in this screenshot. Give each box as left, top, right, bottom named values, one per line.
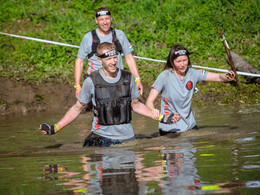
left=39, top=42, right=181, bottom=147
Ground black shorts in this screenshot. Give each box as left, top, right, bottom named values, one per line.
left=83, top=132, right=135, bottom=147
left=159, top=125, right=198, bottom=136
left=83, top=132, right=104, bottom=147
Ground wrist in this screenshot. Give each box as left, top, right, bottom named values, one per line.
left=74, top=84, right=81, bottom=89
left=135, top=77, right=141, bottom=83
left=150, top=107, right=162, bottom=121
left=54, top=123, right=60, bottom=133
left=157, top=114, right=162, bottom=121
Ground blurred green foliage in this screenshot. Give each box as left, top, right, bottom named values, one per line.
left=0, top=0, right=259, bottom=103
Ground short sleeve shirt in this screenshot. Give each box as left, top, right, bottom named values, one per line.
left=78, top=69, right=140, bottom=140
left=152, top=68, right=208, bottom=132
left=77, top=29, right=134, bottom=74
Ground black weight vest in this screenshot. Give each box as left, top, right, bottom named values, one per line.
left=90, top=70, right=132, bottom=125
left=87, top=28, right=123, bottom=59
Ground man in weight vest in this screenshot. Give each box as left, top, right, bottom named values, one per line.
left=40, top=42, right=181, bottom=147
left=74, top=7, right=143, bottom=98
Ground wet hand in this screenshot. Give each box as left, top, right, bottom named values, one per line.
left=136, top=80, right=143, bottom=96
left=75, top=86, right=82, bottom=98
left=171, top=113, right=181, bottom=123
left=39, top=123, right=55, bottom=135
left=160, top=113, right=181, bottom=124
left=225, top=71, right=235, bottom=81
left=151, top=108, right=160, bottom=120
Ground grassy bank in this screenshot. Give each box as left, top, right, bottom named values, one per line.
left=0, top=0, right=259, bottom=104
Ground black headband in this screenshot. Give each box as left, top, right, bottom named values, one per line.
left=98, top=49, right=118, bottom=58
left=173, top=49, right=193, bottom=59
left=96, top=10, right=111, bottom=18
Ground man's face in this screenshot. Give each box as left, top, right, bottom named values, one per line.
left=95, top=15, right=112, bottom=33
left=98, top=50, right=118, bottom=76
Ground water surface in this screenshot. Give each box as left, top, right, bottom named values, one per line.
left=0, top=105, right=259, bottom=194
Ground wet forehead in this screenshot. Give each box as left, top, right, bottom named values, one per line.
left=96, top=14, right=111, bottom=20
left=174, top=55, right=188, bottom=61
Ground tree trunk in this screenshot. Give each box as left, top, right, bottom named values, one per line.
left=226, top=51, right=260, bottom=85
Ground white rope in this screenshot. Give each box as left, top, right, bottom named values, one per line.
left=134, top=57, right=260, bottom=77
left=1, top=32, right=260, bottom=78
left=0, top=32, right=80, bottom=48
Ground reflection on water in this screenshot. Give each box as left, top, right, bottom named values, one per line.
left=41, top=143, right=200, bottom=194
left=0, top=105, right=259, bottom=194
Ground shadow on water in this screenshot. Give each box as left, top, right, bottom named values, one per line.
left=0, top=104, right=259, bottom=194
left=198, top=125, right=239, bottom=130
left=45, top=144, right=64, bottom=149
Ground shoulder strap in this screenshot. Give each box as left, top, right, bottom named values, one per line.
left=89, top=70, right=100, bottom=86
left=120, top=70, right=131, bottom=84
left=111, top=28, right=123, bottom=53
left=88, top=28, right=123, bottom=59
left=87, top=30, right=100, bottom=59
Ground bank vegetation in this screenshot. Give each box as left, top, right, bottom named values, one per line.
left=0, top=0, right=259, bottom=106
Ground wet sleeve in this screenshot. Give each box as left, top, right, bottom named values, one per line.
left=116, top=29, right=134, bottom=56
left=78, top=77, right=94, bottom=104
left=77, top=32, right=93, bottom=60
left=152, top=72, right=165, bottom=93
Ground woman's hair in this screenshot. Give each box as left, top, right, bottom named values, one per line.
left=164, top=44, right=192, bottom=70
left=97, top=42, right=116, bottom=57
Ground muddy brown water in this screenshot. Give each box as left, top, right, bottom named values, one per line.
left=0, top=104, right=259, bottom=194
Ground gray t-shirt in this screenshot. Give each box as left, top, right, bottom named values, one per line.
left=152, top=68, right=208, bottom=132
left=78, top=69, right=140, bottom=140
left=77, top=28, right=134, bottom=74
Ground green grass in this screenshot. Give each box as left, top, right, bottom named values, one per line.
left=0, top=0, right=259, bottom=103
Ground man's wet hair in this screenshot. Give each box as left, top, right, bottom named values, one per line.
left=97, top=42, right=116, bottom=57
left=95, top=7, right=111, bottom=18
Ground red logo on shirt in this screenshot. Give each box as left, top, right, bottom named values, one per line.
left=186, top=81, right=193, bottom=91
left=163, top=97, right=170, bottom=114
left=94, top=118, right=100, bottom=131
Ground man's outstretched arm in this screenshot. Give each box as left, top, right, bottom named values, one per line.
left=40, top=100, right=87, bottom=135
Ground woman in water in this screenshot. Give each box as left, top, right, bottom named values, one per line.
left=146, top=44, right=235, bottom=136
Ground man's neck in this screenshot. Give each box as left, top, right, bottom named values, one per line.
left=101, top=68, right=118, bottom=79
left=97, top=28, right=111, bottom=36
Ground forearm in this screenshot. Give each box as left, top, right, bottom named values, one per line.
left=213, top=73, right=228, bottom=82
left=56, top=101, right=86, bottom=130
left=145, top=89, right=158, bottom=109
left=206, top=71, right=235, bottom=82
left=132, top=99, right=157, bottom=119
left=132, top=99, right=181, bottom=124
left=125, top=53, right=140, bottom=79
left=146, top=100, right=155, bottom=110
left=219, top=73, right=231, bottom=82
left=74, top=58, right=84, bottom=85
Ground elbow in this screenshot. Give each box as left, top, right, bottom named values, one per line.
left=131, top=99, right=139, bottom=111
left=75, top=101, right=87, bottom=111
